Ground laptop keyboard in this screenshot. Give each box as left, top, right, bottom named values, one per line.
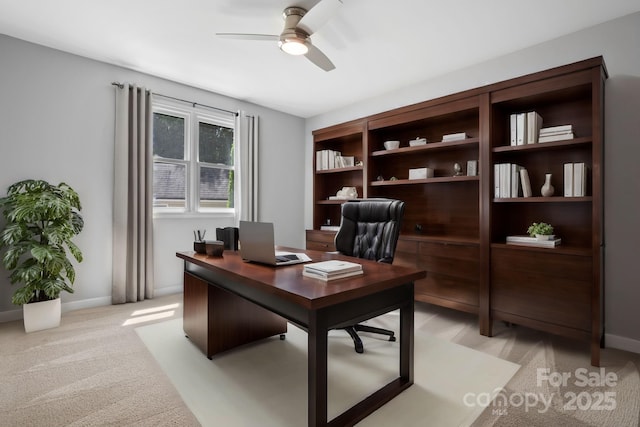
left=276, top=254, right=299, bottom=262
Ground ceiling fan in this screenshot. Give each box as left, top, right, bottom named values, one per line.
left=216, top=0, right=342, bottom=71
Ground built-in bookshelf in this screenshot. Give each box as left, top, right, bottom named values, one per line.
left=308, top=57, right=607, bottom=366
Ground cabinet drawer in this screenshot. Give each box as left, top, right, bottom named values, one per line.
left=491, top=247, right=592, bottom=331
left=416, top=241, right=479, bottom=306
left=418, top=242, right=479, bottom=280
left=306, top=230, right=336, bottom=251
left=416, top=273, right=479, bottom=307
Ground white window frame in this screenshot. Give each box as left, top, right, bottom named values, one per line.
left=152, top=99, right=238, bottom=219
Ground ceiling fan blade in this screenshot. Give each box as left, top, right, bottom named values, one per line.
left=304, top=43, right=335, bottom=71
left=297, top=0, right=342, bottom=35
left=216, top=33, right=279, bottom=41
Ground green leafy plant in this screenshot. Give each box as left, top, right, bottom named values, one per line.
left=0, top=179, right=83, bottom=305
left=527, top=222, right=554, bottom=237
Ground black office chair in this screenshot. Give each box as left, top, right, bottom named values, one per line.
left=334, top=198, right=405, bottom=353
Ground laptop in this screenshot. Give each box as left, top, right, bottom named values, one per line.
left=239, top=221, right=311, bottom=266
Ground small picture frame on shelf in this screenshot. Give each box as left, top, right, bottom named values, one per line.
left=467, top=160, right=478, bottom=176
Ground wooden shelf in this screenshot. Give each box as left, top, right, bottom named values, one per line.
left=371, top=175, right=479, bottom=186
left=491, top=242, right=591, bottom=256
left=315, top=166, right=363, bottom=174
left=316, top=199, right=358, bottom=205
left=493, top=196, right=592, bottom=203
left=492, top=136, right=591, bottom=153
left=372, top=138, right=479, bottom=156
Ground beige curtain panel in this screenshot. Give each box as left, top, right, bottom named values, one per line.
left=112, top=84, right=154, bottom=303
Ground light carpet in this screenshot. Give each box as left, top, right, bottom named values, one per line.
left=136, top=316, right=519, bottom=426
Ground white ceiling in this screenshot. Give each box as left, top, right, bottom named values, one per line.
left=2, top=0, right=639, bottom=118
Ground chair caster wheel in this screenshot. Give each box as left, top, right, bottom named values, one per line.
left=280, top=334, right=286, bottom=340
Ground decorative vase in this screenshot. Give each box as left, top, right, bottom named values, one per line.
left=23, top=298, right=61, bottom=333
left=540, top=173, right=554, bottom=197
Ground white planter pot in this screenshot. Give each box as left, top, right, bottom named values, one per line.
left=23, top=298, right=61, bottom=333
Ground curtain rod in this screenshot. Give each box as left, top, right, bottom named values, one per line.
left=111, top=82, right=239, bottom=116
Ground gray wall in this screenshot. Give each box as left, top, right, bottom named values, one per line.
left=305, top=12, right=640, bottom=353
left=0, top=35, right=306, bottom=319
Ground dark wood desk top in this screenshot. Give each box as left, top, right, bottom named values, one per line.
left=177, top=247, right=425, bottom=310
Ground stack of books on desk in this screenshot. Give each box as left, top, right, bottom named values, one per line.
left=303, top=260, right=363, bottom=281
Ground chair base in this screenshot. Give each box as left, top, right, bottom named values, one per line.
left=344, top=325, right=396, bottom=354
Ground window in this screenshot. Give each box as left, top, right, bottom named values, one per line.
left=152, top=101, right=237, bottom=215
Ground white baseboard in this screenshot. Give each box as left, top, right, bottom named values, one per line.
left=61, top=296, right=112, bottom=313
left=0, top=307, right=23, bottom=323
left=606, top=333, right=640, bottom=355
left=154, top=285, right=183, bottom=297
left=0, top=286, right=183, bottom=324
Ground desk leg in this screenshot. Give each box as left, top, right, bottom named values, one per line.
left=308, top=310, right=328, bottom=427
left=399, top=287, right=414, bottom=383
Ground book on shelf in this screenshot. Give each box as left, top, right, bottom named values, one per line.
left=526, top=111, right=543, bottom=144
left=506, top=235, right=562, bottom=248
left=519, top=168, right=532, bottom=197
left=538, top=132, right=574, bottom=143
left=320, top=225, right=341, bottom=231
left=467, top=160, right=478, bottom=176
left=540, top=124, right=573, bottom=134
left=564, top=163, right=574, bottom=197
left=573, top=162, right=587, bottom=196
left=516, top=113, right=527, bottom=145
left=442, top=132, right=468, bottom=142
left=303, top=260, right=363, bottom=281
left=510, top=114, right=517, bottom=146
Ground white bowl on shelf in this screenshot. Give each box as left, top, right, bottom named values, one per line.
left=383, top=140, right=400, bottom=150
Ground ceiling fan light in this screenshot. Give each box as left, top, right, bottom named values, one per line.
left=279, top=38, right=308, bottom=55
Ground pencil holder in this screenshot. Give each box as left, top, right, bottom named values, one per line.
left=193, top=241, right=206, bottom=254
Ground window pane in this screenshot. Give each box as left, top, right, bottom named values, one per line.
left=200, top=167, right=233, bottom=208
left=153, top=162, right=186, bottom=208
left=199, top=122, right=234, bottom=166
left=153, top=113, right=185, bottom=159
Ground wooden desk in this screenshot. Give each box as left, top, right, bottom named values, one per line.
left=177, top=249, right=425, bottom=427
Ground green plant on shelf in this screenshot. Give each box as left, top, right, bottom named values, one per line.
left=527, top=222, right=554, bottom=237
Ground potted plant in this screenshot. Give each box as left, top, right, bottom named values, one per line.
left=527, top=221, right=554, bottom=240
left=0, top=179, right=83, bottom=332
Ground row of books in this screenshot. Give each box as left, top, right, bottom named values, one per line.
left=510, top=111, right=543, bottom=145
left=539, top=124, right=574, bottom=143
left=303, top=260, right=363, bottom=281
left=509, top=111, right=574, bottom=145
left=564, top=162, right=588, bottom=197
left=494, top=163, right=532, bottom=198
left=315, top=149, right=355, bottom=171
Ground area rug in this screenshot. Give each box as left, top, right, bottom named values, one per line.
left=136, top=316, right=519, bottom=426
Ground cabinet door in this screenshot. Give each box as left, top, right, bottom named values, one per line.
left=491, top=247, right=592, bottom=334
left=183, top=272, right=210, bottom=355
